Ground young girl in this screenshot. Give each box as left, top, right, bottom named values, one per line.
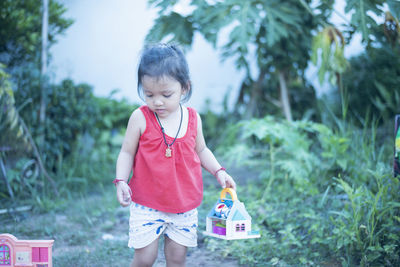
left=114, top=43, right=236, bottom=267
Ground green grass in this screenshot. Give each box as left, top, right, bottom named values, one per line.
left=1, top=185, right=133, bottom=266
left=0, top=174, right=240, bottom=267
left=204, top=116, right=400, bottom=266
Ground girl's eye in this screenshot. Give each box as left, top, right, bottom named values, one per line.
left=163, top=94, right=172, bottom=98
left=145, top=94, right=153, bottom=98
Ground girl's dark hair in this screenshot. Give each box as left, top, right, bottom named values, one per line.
left=137, top=43, right=192, bottom=102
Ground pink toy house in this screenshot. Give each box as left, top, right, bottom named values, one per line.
left=0, top=233, right=54, bottom=267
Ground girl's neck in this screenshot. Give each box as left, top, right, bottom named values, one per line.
left=154, top=105, right=188, bottom=139
left=157, top=105, right=182, bottom=122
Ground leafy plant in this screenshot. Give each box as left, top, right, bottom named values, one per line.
left=0, top=0, right=73, bottom=68
left=146, top=0, right=332, bottom=119
left=0, top=66, right=57, bottom=204
left=311, top=26, right=348, bottom=85
left=342, top=46, right=400, bottom=125
left=332, top=172, right=400, bottom=266
left=2, top=69, right=136, bottom=204
left=0, top=65, right=30, bottom=153
left=204, top=113, right=399, bottom=266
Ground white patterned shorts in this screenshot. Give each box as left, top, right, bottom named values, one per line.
left=128, top=202, right=198, bottom=249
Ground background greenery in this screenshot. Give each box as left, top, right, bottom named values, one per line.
left=1, top=0, right=399, bottom=266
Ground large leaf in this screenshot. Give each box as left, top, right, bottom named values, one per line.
left=311, top=27, right=348, bottom=85
left=146, top=12, right=194, bottom=45
left=344, top=0, right=384, bottom=41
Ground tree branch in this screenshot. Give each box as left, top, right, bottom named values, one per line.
left=20, top=118, right=59, bottom=196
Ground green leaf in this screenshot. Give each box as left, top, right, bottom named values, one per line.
left=345, top=0, right=383, bottom=42
left=387, top=0, right=400, bottom=20
left=146, top=12, right=194, bottom=45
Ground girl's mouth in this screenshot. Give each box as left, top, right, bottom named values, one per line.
left=155, top=109, right=166, bottom=114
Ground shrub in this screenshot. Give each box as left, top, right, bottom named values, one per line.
left=205, top=115, right=400, bottom=266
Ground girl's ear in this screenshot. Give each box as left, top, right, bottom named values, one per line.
left=182, top=81, right=191, bottom=95
left=180, top=81, right=192, bottom=102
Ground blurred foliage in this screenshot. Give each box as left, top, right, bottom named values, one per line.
left=146, top=0, right=333, bottom=119
left=205, top=114, right=400, bottom=266
left=343, top=46, right=400, bottom=126
left=147, top=0, right=399, bottom=122
left=147, top=0, right=331, bottom=119
left=0, top=65, right=30, bottom=154
left=311, top=26, right=348, bottom=85
left=95, top=90, right=137, bottom=133
left=0, top=0, right=73, bottom=68
left=45, top=80, right=100, bottom=169
left=43, top=89, right=135, bottom=200
left=0, top=66, right=36, bottom=202
left=13, top=73, right=100, bottom=171
left=1, top=67, right=135, bottom=205
left=0, top=0, right=139, bottom=208
left=315, top=1, right=400, bottom=125
left=199, top=93, right=239, bottom=150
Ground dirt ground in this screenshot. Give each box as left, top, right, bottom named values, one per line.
left=153, top=164, right=258, bottom=266
left=2, top=165, right=257, bottom=266
left=151, top=237, right=242, bottom=267
left=102, top=205, right=246, bottom=267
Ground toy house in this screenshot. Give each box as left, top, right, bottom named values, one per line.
left=203, top=188, right=260, bottom=240
left=0, top=233, right=54, bottom=267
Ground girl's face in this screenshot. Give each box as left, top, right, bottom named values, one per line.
left=142, top=75, right=186, bottom=118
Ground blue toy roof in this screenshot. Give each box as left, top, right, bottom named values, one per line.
left=227, top=201, right=251, bottom=221
left=231, top=210, right=247, bottom=221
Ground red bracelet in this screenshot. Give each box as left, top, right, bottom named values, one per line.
left=214, top=167, right=226, bottom=177
left=112, top=179, right=126, bottom=186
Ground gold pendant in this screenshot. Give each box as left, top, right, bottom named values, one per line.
left=165, top=147, right=172, bottom=158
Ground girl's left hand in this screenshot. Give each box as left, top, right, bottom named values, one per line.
left=216, top=171, right=236, bottom=191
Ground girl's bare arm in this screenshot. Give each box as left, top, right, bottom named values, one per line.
left=115, top=108, right=145, bottom=206
left=195, top=113, right=236, bottom=190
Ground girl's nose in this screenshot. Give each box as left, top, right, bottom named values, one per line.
left=154, top=98, right=163, bottom=106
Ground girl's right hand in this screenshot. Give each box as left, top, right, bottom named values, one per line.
left=116, top=181, right=132, bottom=207
left=216, top=171, right=237, bottom=191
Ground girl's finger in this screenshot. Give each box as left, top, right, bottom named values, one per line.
left=128, top=187, right=132, bottom=196
left=220, top=177, right=226, bottom=188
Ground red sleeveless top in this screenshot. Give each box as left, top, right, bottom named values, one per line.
left=129, top=105, right=203, bottom=213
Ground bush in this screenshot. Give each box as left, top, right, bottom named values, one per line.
left=343, top=46, right=400, bottom=125
left=2, top=66, right=137, bottom=205
left=205, top=115, right=400, bottom=266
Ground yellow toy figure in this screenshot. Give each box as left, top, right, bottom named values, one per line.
left=203, top=188, right=260, bottom=240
